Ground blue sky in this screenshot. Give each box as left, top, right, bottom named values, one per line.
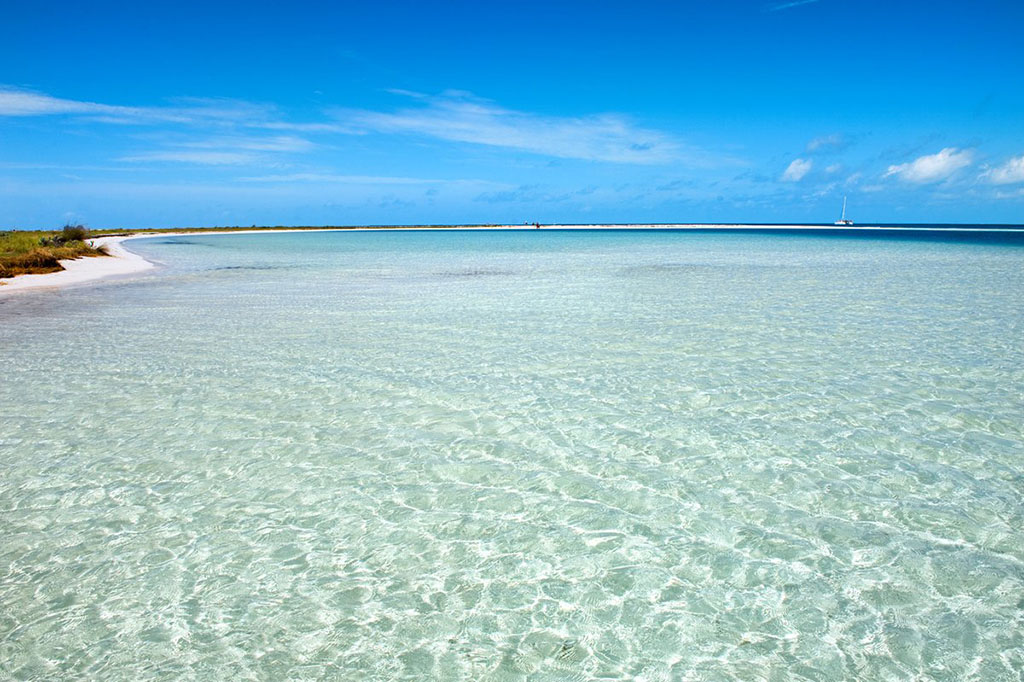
left=2, top=0, right=1023, bottom=228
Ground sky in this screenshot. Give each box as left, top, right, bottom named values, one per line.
left=1, top=0, right=1023, bottom=228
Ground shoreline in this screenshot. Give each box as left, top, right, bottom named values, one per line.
left=0, top=236, right=154, bottom=295
left=2, top=223, right=1021, bottom=295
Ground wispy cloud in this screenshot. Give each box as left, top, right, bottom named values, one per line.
left=474, top=183, right=603, bottom=204
left=0, top=88, right=319, bottom=166
left=993, top=187, right=1024, bottom=199
left=336, top=91, right=684, bottom=164
left=383, top=88, right=428, bottom=99
left=117, top=134, right=315, bottom=166
left=768, top=0, right=823, bottom=12
left=238, top=173, right=445, bottom=184
left=781, top=158, right=812, bottom=181
left=120, top=151, right=259, bottom=165
left=0, top=89, right=126, bottom=116
left=884, top=147, right=973, bottom=183
left=180, top=135, right=315, bottom=153
left=982, top=154, right=1024, bottom=184
left=1, top=87, right=708, bottom=166
left=0, top=162, right=141, bottom=172
left=0, top=88, right=279, bottom=127
left=256, top=121, right=355, bottom=133
left=806, top=133, right=846, bottom=153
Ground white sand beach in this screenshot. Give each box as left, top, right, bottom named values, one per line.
left=0, top=236, right=155, bottom=295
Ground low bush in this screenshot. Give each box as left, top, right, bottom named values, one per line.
left=0, top=227, right=108, bottom=279
left=39, top=224, right=90, bottom=247
left=60, top=223, right=89, bottom=243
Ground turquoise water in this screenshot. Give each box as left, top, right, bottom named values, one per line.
left=2, top=229, right=1023, bottom=680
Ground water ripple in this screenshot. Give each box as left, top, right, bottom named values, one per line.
left=1, top=230, right=1022, bottom=679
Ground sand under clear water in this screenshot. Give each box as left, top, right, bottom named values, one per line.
left=1, top=229, right=1022, bottom=680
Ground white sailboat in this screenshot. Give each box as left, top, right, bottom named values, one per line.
left=835, top=196, right=854, bottom=226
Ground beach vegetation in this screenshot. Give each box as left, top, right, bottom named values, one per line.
left=0, top=226, right=108, bottom=279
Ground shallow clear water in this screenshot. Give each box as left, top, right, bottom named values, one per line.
left=2, top=229, right=1023, bottom=680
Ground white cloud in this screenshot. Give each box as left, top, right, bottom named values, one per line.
left=120, top=151, right=258, bottom=165
left=0, top=88, right=275, bottom=126
left=383, top=88, right=428, bottom=99
left=257, top=121, right=355, bottom=133
left=336, top=91, right=683, bottom=164
left=825, top=163, right=842, bottom=174
left=0, top=89, right=127, bottom=116
left=0, top=88, right=321, bottom=166
left=781, top=158, right=812, bottom=181
left=884, top=147, right=973, bottom=183
left=806, top=133, right=844, bottom=153
left=1, top=87, right=708, bottom=166
left=769, top=0, right=823, bottom=11
left=182, top=135, right=314, bottom=153
left=238, top=173, right=444, bottom=184
left=234, top=174, right=511, bottom=197
left=114, top=134, right=313, bottom=168
left=983, top=155, right=1024, bottom=184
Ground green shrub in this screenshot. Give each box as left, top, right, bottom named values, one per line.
left=59, top=224, right=89, bottom=243
left=1, top=227, right=107, bottom=279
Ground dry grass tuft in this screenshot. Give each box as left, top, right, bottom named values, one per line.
left=0, top=227, right=108, bottom=279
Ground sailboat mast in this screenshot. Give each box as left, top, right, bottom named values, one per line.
left=835, top=196, right=853, bottom=225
